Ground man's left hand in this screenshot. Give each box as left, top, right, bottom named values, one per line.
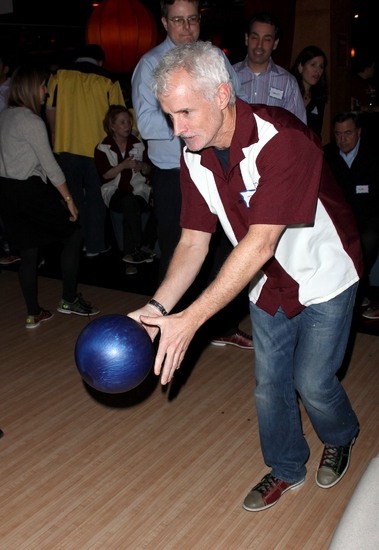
left=140, top=311, right=198, bottom=385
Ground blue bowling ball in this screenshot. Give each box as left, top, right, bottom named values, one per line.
left=75, top=314, right=154, bottom=393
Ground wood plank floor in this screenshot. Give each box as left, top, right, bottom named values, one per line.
left=0, top=271, right=378, bottom=549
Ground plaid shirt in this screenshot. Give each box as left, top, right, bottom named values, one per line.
left=233, top=57, right=307, bottom=124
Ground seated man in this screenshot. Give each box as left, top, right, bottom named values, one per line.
left=324, top=112, right=379, bottom=318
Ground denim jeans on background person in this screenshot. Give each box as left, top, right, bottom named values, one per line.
left=249, top=282, right=359, bottom=483
left=59, top=153, right=106, bottom=255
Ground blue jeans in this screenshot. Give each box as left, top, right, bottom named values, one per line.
left=250, top=283, right=359, bottom=483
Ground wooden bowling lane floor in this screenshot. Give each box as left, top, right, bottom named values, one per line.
left=1, top=270, right=379, bottom=549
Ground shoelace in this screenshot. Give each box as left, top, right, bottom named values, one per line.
left=76, top=293, right=93, bottom=321
left=76, top=293, right=91, bottom=308
left=255, top=474, right=278, bottom=494
left=237, top=329, right=252, bottom=340
left=320, top=445, right=341, bottom=468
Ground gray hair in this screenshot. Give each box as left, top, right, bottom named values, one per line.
left=152, top=41, right=236, bottom=106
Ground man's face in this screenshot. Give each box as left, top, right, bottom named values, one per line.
left=162, top=1, right=200, bottom=46
left=334, top=119, right=361, bottom=154
left=245, top=21, right=279, bottom=72
left=158, top=69, right=227, bottom=152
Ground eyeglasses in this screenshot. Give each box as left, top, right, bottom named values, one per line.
left=167, top=15, right=201, bottom=27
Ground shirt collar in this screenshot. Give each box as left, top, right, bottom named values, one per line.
left=243, top=56, right=276, bottom=76
left=75, top=57, right=99, bottom=66
left=339, top=137, right=360, bottom=168
left=198, top=99, right=258, bottom=176
left=165, top=36, right=177, bottom=49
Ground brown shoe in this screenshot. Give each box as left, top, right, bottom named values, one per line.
left=243, top=473, right=305, bottom=512
left=210, top=329, right=254, bottom=350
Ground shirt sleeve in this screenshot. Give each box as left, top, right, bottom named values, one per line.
left=180, top=155, right=218, bottom=233
left=46, top=73, right=57, bottom=109
left=222, top=52, right=249, bottom=103
left=131, top=57, right=175, bottom=142
left=249, top=128, right=323, bottom=225
left=109, top=80, right=125, bottom=107
left=23, top=111, right=66, bottom=186
left=284, top=76, right=307, bottom=124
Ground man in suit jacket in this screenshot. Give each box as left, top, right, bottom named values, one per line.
left=324, top=111, right=379, bottom=318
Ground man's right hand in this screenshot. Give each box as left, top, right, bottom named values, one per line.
left=127, top=303, right=163, bottom=341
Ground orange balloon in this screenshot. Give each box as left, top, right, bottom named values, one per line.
left=86, top=0, right=158, bottom=73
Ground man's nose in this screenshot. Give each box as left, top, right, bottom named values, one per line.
left=255, top=38, right=263, bottom=49
left=173, top=118, right=183, bottom=136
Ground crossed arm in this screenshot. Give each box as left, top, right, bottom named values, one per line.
left=128, top=222, right=285, bottom=385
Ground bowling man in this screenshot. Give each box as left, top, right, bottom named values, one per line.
left=128, top=42, right=362, bottom=512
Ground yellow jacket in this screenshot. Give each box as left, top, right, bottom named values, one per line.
left=47, top=69, right=125, bottom=158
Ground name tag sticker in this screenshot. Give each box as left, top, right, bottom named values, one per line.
left=356, top=185, right=369, bottom=194
left=269, top=87, right=284, bottom=100
left=240, top=189, right=257, bottom=208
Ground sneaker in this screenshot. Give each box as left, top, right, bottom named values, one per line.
left=243, top=473, right=305, bottom=512
left=316, top=437, right=357, bottom=489
left=361, top=296, right=370, bottom=307
left=140, top=245, right=156, bottom=258
left=85, top=245, right=112, bottom=258
left=210, top=329, right=254, bottom=350
left=362, top=303, right=379, bottom=319
left=25, top=309, right=54, bottom=329
left=125, top=265, right=138, bottom=275
left=57, top=293, right=100, bottom=316
left=122, top=248, right=154, bottom=264
left=0, top=255, right=21, bottom=265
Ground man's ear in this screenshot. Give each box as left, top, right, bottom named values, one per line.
left=217, top=82, right=231, bottom=110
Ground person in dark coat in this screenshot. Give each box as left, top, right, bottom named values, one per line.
left=324, top=112, right=379, bottom=317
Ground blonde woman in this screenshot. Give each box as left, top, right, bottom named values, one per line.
left=0, top=65, right=99, bottom=328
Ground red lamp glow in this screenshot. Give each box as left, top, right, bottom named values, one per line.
left=86, top=0, right=158, bottom=73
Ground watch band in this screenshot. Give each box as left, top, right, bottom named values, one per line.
left=148, top=299, right=168, bottom=316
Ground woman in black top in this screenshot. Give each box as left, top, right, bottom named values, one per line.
left=291, top=46, right=328, bottom=140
